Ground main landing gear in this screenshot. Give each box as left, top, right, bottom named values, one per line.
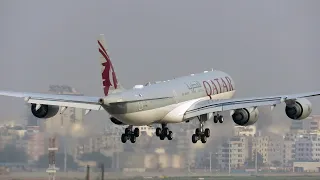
left=213, top=114, right=224, bottom=123
left=192, top=114, right=210, bottom=144
left=155, top=124, right=173, bottom=140
left=121, top=125, right=140, bottom=143
left=192, top=114, right=224, bottom=144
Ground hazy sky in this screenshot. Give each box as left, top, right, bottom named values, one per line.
left=1, top=0, right=320, bottom=125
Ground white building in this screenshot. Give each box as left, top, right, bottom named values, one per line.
left=290, top=115, right=320, bottom=132
left=252, top=135, right=284, bottom=166
left=295, top=134, right=320, bottom=161
left=233, top=125, right=256, bottom=137
left=138, top=126, right=155, bottom=137
left=283, top=137, right=295, bottom=167
left=217, top=136, right=249, bottom=169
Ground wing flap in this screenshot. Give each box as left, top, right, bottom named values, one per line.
left=0, top=91, right=103, bottom=110
left=184, top=98, right=281, bottom=119
left=28, top=99, right=102, bottom=110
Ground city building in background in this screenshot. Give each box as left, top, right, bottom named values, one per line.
left=290, top=115, right=320, bottom=132
left=295, top=134, right=320, bottom=161
left=217, top=136, right=249, bottom=169
left=233, top=125, right=257, bottom=137
left=283, top=135, right=295, bottom=167
left=26, top=131, right=45, bottom=162
left=252, top=134, right=284, bottom=166
left=44, top=85, right=84, bottom=135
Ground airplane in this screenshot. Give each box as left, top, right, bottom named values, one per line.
left=0, top=34, right=319, bottom=144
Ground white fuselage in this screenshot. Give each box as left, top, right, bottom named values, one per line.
left=103, top=70, right=236, bottom=126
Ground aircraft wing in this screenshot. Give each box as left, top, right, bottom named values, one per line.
left=184, top=91, right=320, bottom=119
left=0, top=91, right=103, bottom=110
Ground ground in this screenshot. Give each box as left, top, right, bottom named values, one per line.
left=3, top=172, right=320, bottom=180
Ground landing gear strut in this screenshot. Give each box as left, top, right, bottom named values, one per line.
left=213, top=114, right=224, bottom=123
left=192, top=114, right=210, bottom=144
left=121, top=126, right=140, bottom=143
left=156, top=124, right=173, bottom=140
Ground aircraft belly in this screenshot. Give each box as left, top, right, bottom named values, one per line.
left=161, top=97, right=208, bottom=123
left=109, top=91, right=236, bottom=126
left=161, top=91, right=235, bottom=123
left=109, top=104, right=175, bottom=126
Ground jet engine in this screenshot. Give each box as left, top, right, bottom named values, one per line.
left=285, top=98, right=312, bottom=120
left=232, top=107, right=259, bottom=126
left=31, top=104, right=59, bottom=119
left=110, top=117, right=126, bottom=125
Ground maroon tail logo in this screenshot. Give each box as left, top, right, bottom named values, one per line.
left=98, top=40, right=118, bottom=96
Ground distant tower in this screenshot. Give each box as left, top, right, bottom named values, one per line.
left=46, top=136, right=58, bottom=180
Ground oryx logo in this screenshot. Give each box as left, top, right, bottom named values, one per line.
left=98, top=40, right=118, bottom=96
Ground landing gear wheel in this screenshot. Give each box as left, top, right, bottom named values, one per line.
left=201, top=135, right=207, bottom=143
left=214, top=115, right=224, bottom=123
left=133, top=128, right=140, bottom=137
left=159, top=134, right=166, bottom=140
left=125, top=128, right=131, bottom=135
left=167, top=131, right=173, bottom=140
left=218, top=116, right=224, bottom=123
left=204, top=128, right=210, bottom=137
left=163, top=127, right=169, bottom=136
left=130, top=135, right=136, bottom=143
left=121, top=134, right=127, bottom=143
left=157, top=124, right=173, bottom=141
left=156, top=127, right=162, bottom=136
left=121, top=126, right=139, bottom=143
left=214, top=116, right=218, bottom=123
left=195, top=128, right=200, bottom=136
left=192, top=134, right=198, bottom=143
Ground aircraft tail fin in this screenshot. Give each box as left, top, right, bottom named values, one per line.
left=97, top=34, right=125, bottom=96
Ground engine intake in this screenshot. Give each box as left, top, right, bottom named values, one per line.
left=232, top=107, right=259, bottom=126
left=31, top=104, right=59, bottom=119
left=285, top=98, right=312, bottom=120
left=110, top=117, right=126, bottom=125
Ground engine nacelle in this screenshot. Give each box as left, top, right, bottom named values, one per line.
left=110, top=117, right=126, bottom=125
left=285, top=98, right=312, bottom=120
left=31, top=104, right=59, bottom=119
left=232, top=107, right=259, bottom=126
